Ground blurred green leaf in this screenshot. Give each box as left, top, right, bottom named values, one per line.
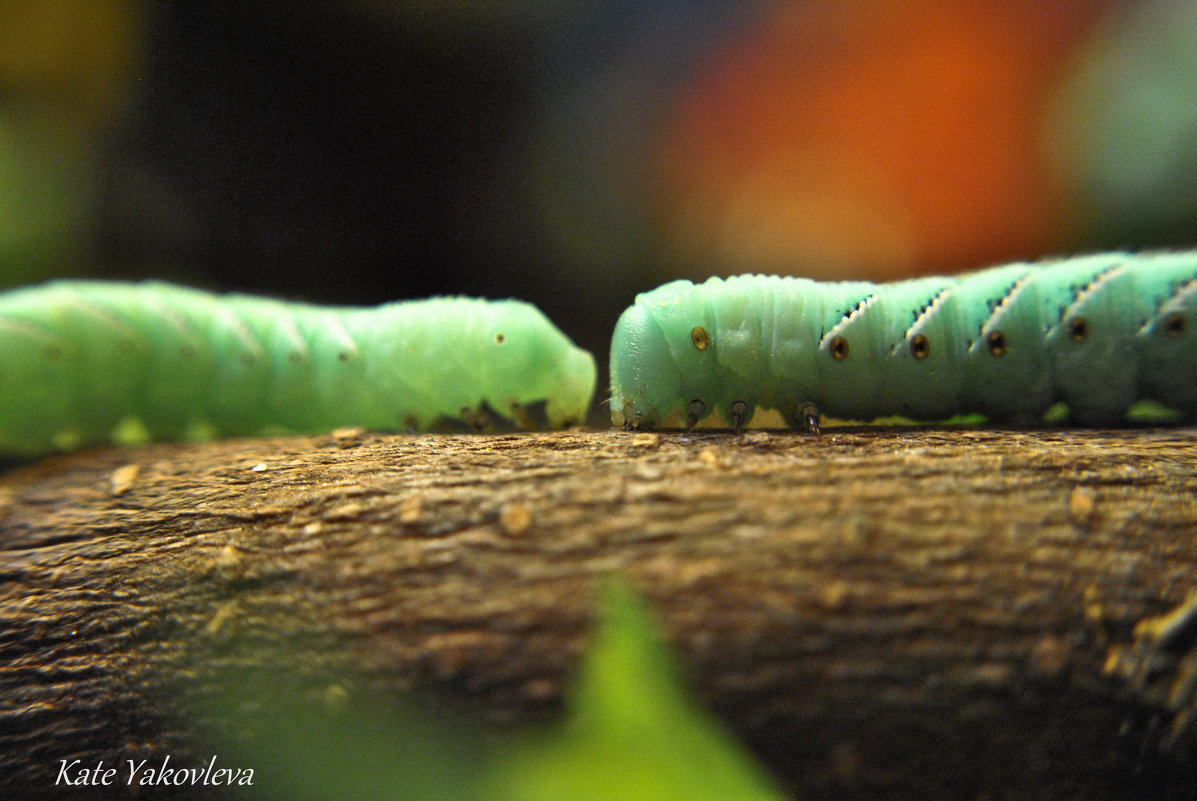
left=488, top=578, right=789, bottom=801
left=0, top=117, right=91, bottom=286
left=200, top=577, right=789, bottom=801
left=1047, top=0, right=1197, bottom=240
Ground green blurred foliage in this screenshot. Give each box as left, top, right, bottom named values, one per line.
left=0, top=0, right=145, bottom=287
left=0, top=119, right=92, bottom=285
left=200, top=578, right=789, bottom=800
left=487, top=579, right=787, bottom=801
left=1046, top=0, right=1197, bottom=244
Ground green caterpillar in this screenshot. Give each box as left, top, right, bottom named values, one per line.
left=610, top=252, right=1196, bottom=431
left=0, top=281, right=596, bottom=455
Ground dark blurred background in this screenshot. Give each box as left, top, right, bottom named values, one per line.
left=2, top=0, right=1195, bottom=387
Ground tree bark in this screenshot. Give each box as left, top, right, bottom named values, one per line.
left=2, top=427, right=1196, bottom=799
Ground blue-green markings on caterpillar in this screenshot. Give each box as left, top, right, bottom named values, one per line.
left=610, top=252, right=1196, bottom=431
left=0, top=281, right=596, bottom=455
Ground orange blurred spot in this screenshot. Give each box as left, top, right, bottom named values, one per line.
left=656, top=0, right=1112, bottom=280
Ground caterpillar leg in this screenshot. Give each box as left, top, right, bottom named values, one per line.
left=781, top=401, right=822, bottom=436
left=686, top=399, right=706, bottom=431
left=622, top=411, right=651, bottom=431
left=459, top=405, right=488, bottom=431
left=730, top=400, right=750, bottom=435
left=510, top=401, right=536, bottom=430
left=800, top=402, right=821, bottom=436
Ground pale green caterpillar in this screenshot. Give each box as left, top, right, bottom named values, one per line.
left=0, top=281, right=596, bottom=455
left=610, top=252, right=1196, bottom=431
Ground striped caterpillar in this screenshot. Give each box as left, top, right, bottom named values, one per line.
left=610, top=252, right=1196, bottom=431
left=0, top=281, right=596, bottom=455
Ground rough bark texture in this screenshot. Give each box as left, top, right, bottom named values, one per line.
left=2, top=427, right=1196, bottom=799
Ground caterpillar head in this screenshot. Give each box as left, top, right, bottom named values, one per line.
left=483, top=301, right=596, bottom=429
left=609, top=303, right=681, bottom=427
left=542, top=339, right=598, bottom=428
left=610, top=280, right=717, bottom=428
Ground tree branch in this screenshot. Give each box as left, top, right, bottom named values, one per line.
left=2, top=428, right=1196, bottom=799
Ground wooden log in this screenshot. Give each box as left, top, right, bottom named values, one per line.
left=2, top=428, right=1196, bottom=799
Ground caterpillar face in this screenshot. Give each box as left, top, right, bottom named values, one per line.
left=610, top=303, right=680, bottom=428
left=610, top=254, right=1197, bottom=430
left=476, top=301, right=596, bottom=429
left=610, top=280, right=714, bottom=428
